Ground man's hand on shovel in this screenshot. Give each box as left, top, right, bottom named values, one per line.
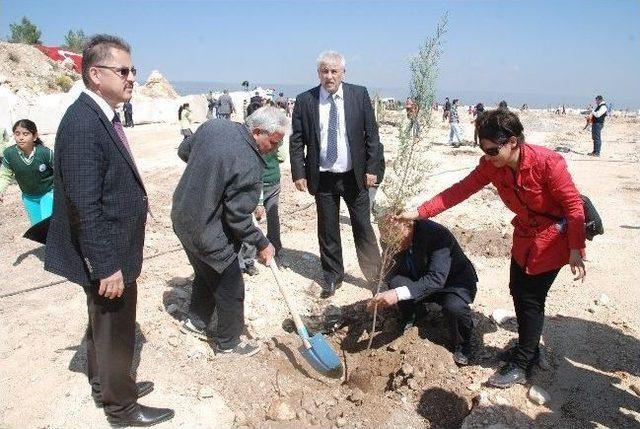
left=257, top=242, right=276, bottom=266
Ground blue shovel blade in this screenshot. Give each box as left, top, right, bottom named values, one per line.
left=298, top=333, right=343, bottom=379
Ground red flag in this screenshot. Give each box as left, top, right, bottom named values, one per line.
left=37, top=45, right=82, bottom=73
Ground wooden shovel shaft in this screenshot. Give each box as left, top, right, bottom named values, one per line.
left=269, top=261, right=312, bottom=349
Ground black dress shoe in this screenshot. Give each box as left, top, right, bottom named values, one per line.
left=107, top=404, right=175, bottom=427
left=320, top=282, right=341, bottom=299
left=94, top=381, right=154, bottom=408
left=488, top=362, right=527, bottom=388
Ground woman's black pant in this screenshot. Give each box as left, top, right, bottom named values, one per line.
left=508, top=258, right=560, bottom=369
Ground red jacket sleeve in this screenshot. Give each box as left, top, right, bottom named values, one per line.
left=546, top=156, right=586, bottom=250
left=418, top=158, right=494, bottom=218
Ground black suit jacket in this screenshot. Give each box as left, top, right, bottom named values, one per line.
left=389, top=220, right=478, bottom=303
left=45, top=92, right=148, bottom=286
left=289, top=83, right=382, bottom=195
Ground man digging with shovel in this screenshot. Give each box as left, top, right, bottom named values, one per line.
left=172, top=106, right=287, bottom=356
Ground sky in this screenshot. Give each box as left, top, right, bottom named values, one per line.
left=1, top=0, right=639, bottom=108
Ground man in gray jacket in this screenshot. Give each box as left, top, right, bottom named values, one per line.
left=172, top=106, right=287, bottom=356
left=216, top=89, right=235, bottom=119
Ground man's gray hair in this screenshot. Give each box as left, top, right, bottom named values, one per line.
left=82, top=34, right=131, bottom=86
left=316, top=50, right=346, bottom=70
left=246, top=106, right=288, bottom=135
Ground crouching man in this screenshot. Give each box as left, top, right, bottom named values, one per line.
left=171, top=106, right=287, bottom=356
left=369, top=218, right=478, bottom=364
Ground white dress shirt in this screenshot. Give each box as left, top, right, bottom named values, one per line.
left=83, top=89, right=117, bottom=121
left=319, top=84, right=351, bottom=172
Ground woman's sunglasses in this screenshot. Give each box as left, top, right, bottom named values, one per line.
left=480, top=145, right=503, bottom=157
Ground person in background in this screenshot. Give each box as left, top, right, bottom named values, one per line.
left=448, top=99, right=464, bottom=148
left=473, top=102, right=485, bottom=147
left=206, top=92, right=217, bottom=119
left=0, top=119, right=54, bottom=225
left=442, top=97, right=451, bottom=122
left=589, top=95, right=607, bottom=157
left=217, top=89, right=235, bottom=119
left=369, top=217, right=478, bottom=365
left=123, top=101, right=134, bottom=127
left=286, top=99, right=294, bottom=117
left=178, top=103, right=192, bottom=139
left=237, top=101, right=286, bottom=276
left=398, top=108, right=586, bottom=389
left=405, top=98, right=420, bottom=140
left=250, top=91, right=262, bottom=105
left=498, top=100, right=508, bottom=110
left=275, top=92, right=287, bottom=110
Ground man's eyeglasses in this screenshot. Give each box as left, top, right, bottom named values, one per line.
left=94, top=65, right=137, bottom=78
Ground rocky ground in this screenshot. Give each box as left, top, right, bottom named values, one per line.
left=1, top=110, right=639, bottom=428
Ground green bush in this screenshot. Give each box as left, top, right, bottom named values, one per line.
left=55, top=75, right=73, bottom=92
left=9, top=17, right=42, bottom=45
left=64, top=29, right=87, bottom=53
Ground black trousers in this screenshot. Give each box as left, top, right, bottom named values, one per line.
left=85, top=282, right=138, bottom=417
left=185, top=249, right=245, bottom=349
left=399, top=291, right=474, bottom=349
left=508, top=258, right=560, bottom=369
left=315, top=171, right=381, bottom=286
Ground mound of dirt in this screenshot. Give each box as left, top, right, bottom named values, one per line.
left=0, top=42, right=80, bottom=94
left=451, top=225, right=512, bottom=258
left=136, top=70, right=179, bottom=98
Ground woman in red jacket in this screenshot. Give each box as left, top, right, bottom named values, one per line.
left=399, top=108, right=586, bottom=388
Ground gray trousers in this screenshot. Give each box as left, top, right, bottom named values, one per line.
left=238, top=182, right=282, bottom=269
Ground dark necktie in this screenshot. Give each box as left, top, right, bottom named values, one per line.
left=112, top=114, right=135, bottom=160
left=112, top=114, right=149, bottom=210
left=326, top=94, right=338, bottom=165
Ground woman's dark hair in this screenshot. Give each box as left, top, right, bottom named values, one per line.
left=246, top=101, right=263, bottom=117
left=476, top=109, right=525, bottom=144
left=178, top=103, right=189, bottom=120
left=12, top=119, right=43, bottom=145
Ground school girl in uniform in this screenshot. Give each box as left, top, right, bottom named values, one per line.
left=0, top=119, right=54, bottom=225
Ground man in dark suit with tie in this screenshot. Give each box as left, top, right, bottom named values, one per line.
left=290, top=51, right=382, bottom=298
left=45, top=34, right=174, bottom=427
left=369, top=218, right=478, bottom=365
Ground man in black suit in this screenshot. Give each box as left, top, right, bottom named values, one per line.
left=369, top=218, right=478, bottom=365
left=290, top=50, right=382, bottom=298
left=45, top=35, right=174, bottom=427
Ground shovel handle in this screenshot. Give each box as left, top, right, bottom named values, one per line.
left=269, top=261, right=312, bottom=348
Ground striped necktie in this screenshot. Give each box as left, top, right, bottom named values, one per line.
left=326, top=94, right=338, bottom=165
